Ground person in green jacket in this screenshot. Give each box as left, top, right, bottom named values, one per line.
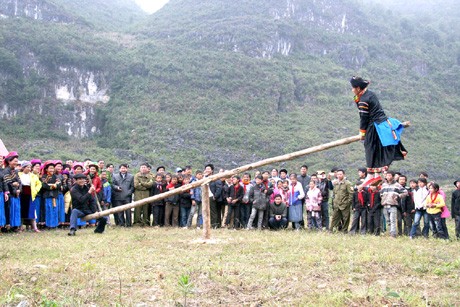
left=133, top=163, right=155, bottom=226
left=330, top=169, right=354, bottom=233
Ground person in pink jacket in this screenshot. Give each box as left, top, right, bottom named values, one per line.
left=305, top=181, right=323, bottom=230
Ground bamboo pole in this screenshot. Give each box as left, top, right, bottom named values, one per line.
left=83, top=122, right=410, bottom=221
left=201, top=184, right=211, bottom=240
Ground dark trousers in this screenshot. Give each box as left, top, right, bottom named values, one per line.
left=134, top=204, right=151, bottom=226
left=165, top=203, right=179, bottom=227
left=39, top=197, right=46, bottom=223
left=226, top=205, right=240, bottom=228
left=403, top=212, right=414, bottom=236
left=321, top=201, right=329, bottom=230
left=239, top=204, right=251, bottom=228
left=210, top=198, right=222, bottom=228
left=262, top=205, right=270, bottom=228
left=180, top=206, right=191, bottom=227
left=410, top=209, right=429, bottom=238
left=429, top=212, right=447, bottom=239
left=455, top=216, right=460, bottom=239
left=269, top=217, right=288, bottom=230
left=330, top=206, right=351, bottom=233
left=112, top=200, right=132, bottom=227
left=397, top=209, right=403, bottom=236
left=441, top=218, right=449, bottom=239
left=152, top=205, right=164, bottom=226
left=350, top=207, right=367, bottom=234
left=367, top=208, right=381, bottom=236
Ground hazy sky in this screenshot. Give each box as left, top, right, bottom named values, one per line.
left=135, top=0, right=169, bottom=14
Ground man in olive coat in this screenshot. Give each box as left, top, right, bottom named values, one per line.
left=133, top=163, right=155, bottom=226
left=330, top=169, right=354, bottom=233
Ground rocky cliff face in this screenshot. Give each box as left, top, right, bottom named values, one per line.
left=0, top=60, right=109, bottom=137
left=0, top=0, right=112, bottom=138
left=149, top=0, right=375, bottom=69
left=0, top=0, right=78, bottom=23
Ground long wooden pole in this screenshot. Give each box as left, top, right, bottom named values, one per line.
left=83, top=122, right=410, bottom=221
left=201, top=184, right=211, bottom=240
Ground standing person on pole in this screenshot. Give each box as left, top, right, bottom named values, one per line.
left=350, top=76, right=407, bottom=186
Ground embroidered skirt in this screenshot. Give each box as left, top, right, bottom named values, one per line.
left=364, top=121, right=407, bottom=168
left=9, top=196, right=21, bottom=227
left=0, top=193, right=6, bottom=226
left=45, top=198, right=59, bottom=228
left=288, top=204, right=303, bottom=223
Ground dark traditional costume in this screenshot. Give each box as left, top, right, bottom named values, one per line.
left=54, top=160, right=66, bottom=224
left=351, top=77, right=407, bottom=174
left=41, top=161, right=60, bottom=228
left=0, top=166, right=6, bottom=227
left=3, top=152, right=22, bottom=228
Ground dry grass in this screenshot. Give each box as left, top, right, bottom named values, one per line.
left=1, top=222, right=459, bottom=306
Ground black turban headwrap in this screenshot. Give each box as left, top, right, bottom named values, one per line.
left=350, top=76, right=370, bottom=89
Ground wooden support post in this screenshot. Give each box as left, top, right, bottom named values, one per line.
left=83, top=121, right=410, bottom=221
left=201, top=184, right=211, bottom=240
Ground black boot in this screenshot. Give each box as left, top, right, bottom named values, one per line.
left=94, top=218, right=107, bottom=234
left=68, top=228, right=76, bottom=236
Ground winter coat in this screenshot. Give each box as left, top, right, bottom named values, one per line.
left=306, top=187, right=323, bottom=211
left=40, top=174, right=60, bottom=199
left=368, top=190, right=382, bottom=212
left=249, top=183, right=271, bottom=210
left=3, top=167, right=21, bottom=196
left=151, top=181, right=165, bottom=206
left=332, top=179, right=353, bottom=210
left=288, top=182, right=305, bottom=207
left=134, top=172, right=154, bottom=201
left=352, top=190, right=369, bottom=210
left=380, top=180, right=408, bottom=207
left=270, top=201, right=287, bottom=218
left=401, top=187, right=415, bottom=214
left=227, top=183, right=244, bottom=207
left=179, top=189, right=193, bottom=208
left=452, top=189, right=460, bottom=218
left=165, top=183, right=181, bottom=205
left=70, top=184, right=97, bottom=215
left=111, top=172, right=134, bottom=202
left=209, top=179, right=223, bottom=201
left=192, top=185, right=202, bottom=202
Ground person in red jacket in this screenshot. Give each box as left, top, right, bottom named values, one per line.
left=86, top=163, right=102, bottom=198
left=86, top=163, right=102, bottom=226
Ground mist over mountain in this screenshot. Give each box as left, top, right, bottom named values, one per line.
left=0, top=0, right=458, bottom=179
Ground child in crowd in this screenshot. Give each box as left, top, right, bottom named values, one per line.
left=179, top=176, right=193, bottom=228
left=164, top=175, right=180, bottom=227
left=305, top=180, right=323, bottom=230
left=221, top=177, right=232, bottom=227
left=367, top=185, right=382, bottom=235
left=410, top=178, right=430, bottom=239
left=225, top=176, right=244, bottom=229
left=151, top=173, right=165, bottom=227
left=101, top=170, right=112, bottom=224
left=240, top=173, right=253, bottom=229
left=426, top=182, right=447, bottom=239
left=188, top=170, right=203, bottom=228
left=247, top=175, right=271, bottom=230
left=350, top=184, right=368, bottom=235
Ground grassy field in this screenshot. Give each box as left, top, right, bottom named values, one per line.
left=1, top=222, right=459, bottom=306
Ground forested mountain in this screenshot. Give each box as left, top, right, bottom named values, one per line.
left=0, top=0, right=458, bottom=179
